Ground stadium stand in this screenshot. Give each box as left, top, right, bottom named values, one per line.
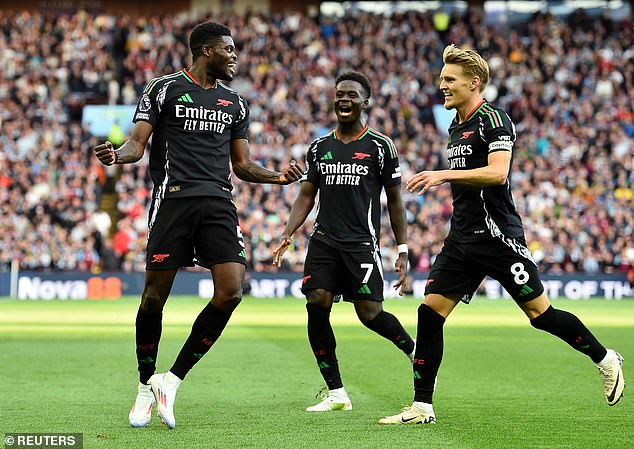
left=0, top=8, right=632, bottom=275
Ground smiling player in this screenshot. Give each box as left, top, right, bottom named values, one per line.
left=273, top=71, right=415, bottom=412
left=94, top=22, right=302, bottom=429
left=379, top=44, right=624, bottom=425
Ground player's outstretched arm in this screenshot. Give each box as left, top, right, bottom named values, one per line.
left=93, top=121, right=152, bottom=166
left=386, top=184, right=409, bottom=295
left=407, top=151, right=510, bottom=195
left=231, top=139, right=303, bottom=184
left=272, top=181, right=317, bottom=267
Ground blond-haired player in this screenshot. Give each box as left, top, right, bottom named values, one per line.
left=379, top=44, right=624, bottom=425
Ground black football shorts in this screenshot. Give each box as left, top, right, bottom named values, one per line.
left=301, top=238, right=384, bottom=302
left=425, top=236, right=544, bottom=303
left=145, top=197, right=247, bottom=270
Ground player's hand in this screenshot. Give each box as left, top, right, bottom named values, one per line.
left=278, top=160, right=303, bottom=185
left=407, top=170, right=447, bottom=195
left=272, top=235, right=293, bottom=267
left=393, top=253, right=409, bottom=296
left=94, top=141, right=116, bottom=166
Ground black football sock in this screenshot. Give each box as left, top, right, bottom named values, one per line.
left=170, top=303, right=232, bottom=380
left=136, top=309, right=163, bottom=384
left=413, top=304, right=446, bottom=404
left=306, top=303, right=342, bottom=390
left=530, top=306, right=607, bottom=363
left=363, top=311, right=415, bottom=355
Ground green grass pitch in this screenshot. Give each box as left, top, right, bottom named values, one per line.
left=1, top=296, right=633, bottom=448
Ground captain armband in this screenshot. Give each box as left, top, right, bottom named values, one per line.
left=488, top=139, right=513, bottom=152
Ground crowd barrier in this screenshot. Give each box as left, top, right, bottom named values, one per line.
left=0, top=272, right=631, bottom=301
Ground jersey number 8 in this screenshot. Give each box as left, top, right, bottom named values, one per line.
left=510, top=262, right=529, bottom=285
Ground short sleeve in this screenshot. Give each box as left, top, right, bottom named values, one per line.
left=132, top=83, right=160, bottom=127
left=483, top=107, right=515, bottom=154
left=302, top=139, right=320, bottom=185
left=231, top=95, right=250, bottom=141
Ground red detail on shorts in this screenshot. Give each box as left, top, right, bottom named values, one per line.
left=425, top=278, right=435, bottom=286
left=217, top=99, right=233, bottom=106
left=302, top=275, right=312, bottom=285
left=351, top=152, right=371, bottom=160
left=151, top=253, right=170, bottom=263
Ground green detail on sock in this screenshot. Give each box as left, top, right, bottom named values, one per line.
left=414, top=371, right=422, bottom=379
left=579, top=345, right=590, bottom=350
left=357, top=284, right=371, bottom=294
left=318, top=361, right=330, bottom=369
left=398, top=340, right=406, bottom=345
left=139, top=357, right=154, bottom=364
left=193, top=353, right=204, bottom=359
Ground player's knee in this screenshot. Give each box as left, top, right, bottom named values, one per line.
left=140, top=291, right=167, bottom=313
left=305, top=289, right=333, bottom=310
left=356, top=302, right=382, bottom=325
left=213, top=290, right=242, bottom=311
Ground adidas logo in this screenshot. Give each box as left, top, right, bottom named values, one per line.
left=518, top=284, right=534, bottom=297
left=357, top=284, right=371, bottom=294
left=238, top=249, right=246, bottom=258
left=318, top=361, right=330, bottom=369
left=320, top=151, right=333, bottom=161
left=177, top=93, right=194, bottom=103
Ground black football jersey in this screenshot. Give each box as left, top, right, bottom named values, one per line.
left=445, top=100, right=525, bottom=242
left=132, top=69, right=249, bottom=200
left=303, top=126, right=402, bottom=251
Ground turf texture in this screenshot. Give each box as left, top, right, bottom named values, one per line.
left=0, top=296, right=632, bottom=448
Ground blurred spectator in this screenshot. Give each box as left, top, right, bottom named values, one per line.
left=0, top=8, right=631, bottom=276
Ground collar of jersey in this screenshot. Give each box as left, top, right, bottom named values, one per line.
left=458, top=99, right=487, bottom=124
left=182, top=68, right=218, bottom=89
left=332, top=124, right=369, bottom=142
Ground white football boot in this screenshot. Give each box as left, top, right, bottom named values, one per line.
left=129, top=382, right=155, bottom=428
left=595, top=349, right=625, bottom=406
left=407, top=339, right=416, bottom=362
left=149, top=372, right=182, bottom=428
left=306, top=387, right=352, bottom=412
left=379, top=402, right=436, bottom=425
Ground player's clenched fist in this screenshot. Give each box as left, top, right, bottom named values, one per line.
left=278, top=160, right=303, bottom=185
left=94, top=141, right=117, bottom=166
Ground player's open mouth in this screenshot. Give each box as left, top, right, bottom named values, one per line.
left=338, top=105, right=353, bottom=115
left=227, top=62, right=237, bottom=73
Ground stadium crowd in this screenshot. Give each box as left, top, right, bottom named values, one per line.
left=0, top=7, right=632, bottom=276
